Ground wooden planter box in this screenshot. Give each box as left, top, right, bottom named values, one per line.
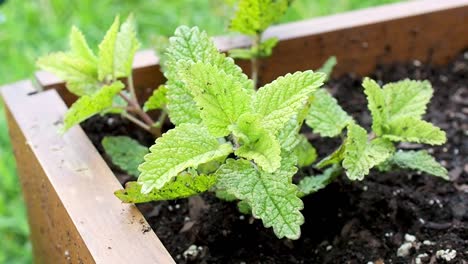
left=2, top=1, right=467, bottom=263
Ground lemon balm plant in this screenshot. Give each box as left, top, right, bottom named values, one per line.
left=36, top=15, right=162, bottom=138
left=117, top=25, right=326, bottom=239
left=37, top=0, right=448, bottom=240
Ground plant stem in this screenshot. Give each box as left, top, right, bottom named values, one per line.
left=126, top=74, right=155, bottom=125
left=123, top=113, right=152, bottom=132
left=154, top=110, right=167, bottom=128
left=119, top=92, right=155, bottom=126
left=127, top=74, right=139, bottom=105
left=149, top=109, right=167, bottom=138
left=251, top=33, right=261, bottom=89
left=119, top=89, right=161, bottom=137
left=125, top=106, right=138, bottom=112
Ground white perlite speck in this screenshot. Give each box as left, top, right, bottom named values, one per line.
left=397, top=233, right=419, bottom=257
left=397, top=242, right=413, bottom=257
left=405, top=234, right=416, bottom=242
left=415, top=253, right=428, bottom=264
left=436, top=249, right=457, bottom=262
left=423, top=240, right=435, bottom=246
left=183, top=245, right=202, bottom=260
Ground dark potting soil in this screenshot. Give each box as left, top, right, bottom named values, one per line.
left=82, top=52, right=468, bottom=263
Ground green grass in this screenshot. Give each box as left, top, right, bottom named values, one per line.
left=0, top=0, right=401, bottom=262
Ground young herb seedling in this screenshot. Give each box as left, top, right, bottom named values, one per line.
left=37, top=15, right=162, bottom=138
left=115, top=24, right=447, bottom=240
left=228, top=0, right=291, bottom=88
left=298, top=78, right=448, bottom=197
left=38, top=3, right=448, bottom=240
left=111, top=24, right=326, bottom=239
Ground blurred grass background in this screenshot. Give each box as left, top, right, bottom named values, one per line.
left=0, top=0, right=401, bottom=262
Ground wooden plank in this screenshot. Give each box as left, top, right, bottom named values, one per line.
left=36, top=0, right=468, bottom=99
left=3, top=83, right=95, bottom=264
left=1, top=81, right=175, bottom=264
left=257, top=0, right=468, bottom=84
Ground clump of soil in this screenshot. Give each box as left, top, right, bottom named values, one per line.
left=82, top=52, right=468, bottom=263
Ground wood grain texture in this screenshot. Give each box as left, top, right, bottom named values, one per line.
left=36, top=0, right=468, bottom=98
left=257, top=0, right=468, bottom=85
left=1, top=81, right=174, bottom=264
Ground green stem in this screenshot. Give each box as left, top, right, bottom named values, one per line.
left=119, top=92, right=155, bottom=126
left=154, top=110, right=168, bottom=128
left=150, top=109, right=167, bottom=138
left=122, top=113, right=152, bottom=133
left=251, top=33, right=262, bottom=89
left=127, top=74, right=139, bottom=104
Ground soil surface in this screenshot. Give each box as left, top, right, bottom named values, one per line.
left=82, top=53, right=468, bottom=263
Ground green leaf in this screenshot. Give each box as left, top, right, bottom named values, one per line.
left=61, top=81, right=124, bottom=132
left=228, top=48, right=255, bottom=59
left=386, top=150, right=448, bottom=179
left=363, top=78, right=435, bottom=137
left=215, top=158, right=303, bottom=239
left=363, top=78, right=386, bottom=135
left=305, top=89, right=353, bottom=137
left=67, top=81, right=100, bottom=97
left=98, top=15, right=140, bottom=81
left=102, top=136, right=148, bottom=177
left=70, top=26, right=97, bottom=63
left=382, top=117, right=446, bottom=145
left=316, top=144, right=345, bottom=169
left=36, top=52, right=99, bottom=96
left=237, top=200, right=252, bottom=214
left=98, top=16, right=120, bottom=81
left=102, top=90, right=129, bottom=114
left=228, top=37, right=278, bottom=59
left=179, top=62, right=251, bottom=137
left=277, top=115, right=302, bottom=151
left=298, top=165, right=342, bottom=197
left=215, top=189, right=238, bottom=201
left=114, top=14, right=141, bottom=78
left=164, top=26, right=252, bottom=125
left=230, top=0, right=290, bottom=35
left=317, top=56, right=337, bottom=81
left=258, top=37, right=279, bottom=57
left=342, top=124, right=395, bottom=180
left=253, top=71, right=325, bottom=133
left=382, top=79, right=433, bottom=121
left=231, top=113, right=281, bottom=173
left=293, top=135, right=317, bottom=167
left=138, top=123, right=233, bottom=193
left=215, top=159, right=254, bottom=197
left=115, top=173, right=217, bottom=203
left=143, top=85, right=168, bottom=112
left=37, top=25, right=100, bottom=96
left=276, top=101, right=309, bottom=152
left=197, top=159, right=225, bottom=175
